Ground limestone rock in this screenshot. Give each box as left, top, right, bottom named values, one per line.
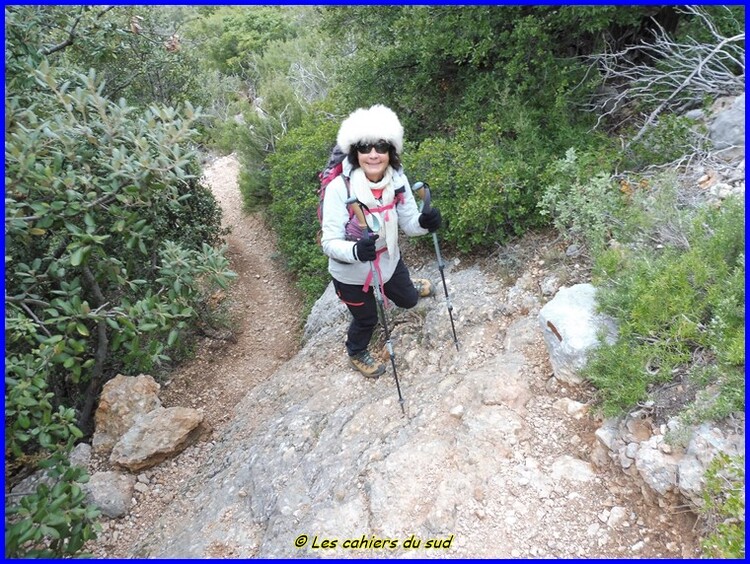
left=70, top=442, right=92, bottom=469
left=538, top=284, right=618, bottom=385
left=634, top=437, right=678, bottom=496
left=301, top=281, right=347, bottom=344
left=553, top=398, right=588, bottom=420
left=110, top=407, right=204, bottom=472
left=85, top=471, right=136, bottom=518
left=709, top=93, right=745, bottom=156
left=551, top=455, right=596, bottom=482
left=93, top=374, right=162, bottom=454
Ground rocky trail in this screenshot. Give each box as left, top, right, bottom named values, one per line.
left=89, top=153, right=701, bottom=558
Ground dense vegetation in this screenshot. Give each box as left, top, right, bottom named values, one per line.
left=5, top=5, right=744, bottom=558
left=5, top=6, right=235, bottom=556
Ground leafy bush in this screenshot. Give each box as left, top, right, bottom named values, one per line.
left=182, top=6, right=298, bottom=79
left=5, top=9, right=235, bottom=556
left=538, top=147, right=624, bottom=251
left=320, top=5, right=652, bottom=141
left=408, top=107, right=608, bottom=252
left=267, top=104, right=340, bottom=308
left=5, top=454, right=101, bottom=558
left=624, top=114, right=709, bottom=169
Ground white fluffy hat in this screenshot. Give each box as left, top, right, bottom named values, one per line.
left=336, top=104, right=404, bottom=155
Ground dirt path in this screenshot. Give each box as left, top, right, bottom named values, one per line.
left=89, top=153, right=305, bottom=557
left=158, top=154, right=305, bottom=428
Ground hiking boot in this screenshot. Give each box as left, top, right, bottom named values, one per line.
left=349, top=350, right=386, bottom=379
left=412, top=278, right=435, bottom=298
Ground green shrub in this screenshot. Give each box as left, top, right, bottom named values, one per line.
left=408, top=119, right=563, bottom=252
left=5, top=11, right=235, bottom=556
left=267, top=105, right=340, bottom=308
left=700, top=453, right=745, bottom=559
left=5, top=454, right=101, bottom=558
left=538, top=147, right=625, bottom=251
left=625, top=114, right=709, bottom=169
left=586, top=196, right=744, bottom=416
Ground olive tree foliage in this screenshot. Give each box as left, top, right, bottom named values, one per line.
left=5, top=6, right=234, bottom=556
left=12, top=5, right=209, bottom=110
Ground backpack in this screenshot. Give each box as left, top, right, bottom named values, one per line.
left=316, top=145, right=351, bottom=245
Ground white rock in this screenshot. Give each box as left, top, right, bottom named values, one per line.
left=551, top=455, right=596, bottom=482
left=538, top=284, right=618, bottom=384
left=607, top=506, right=628, bottom=528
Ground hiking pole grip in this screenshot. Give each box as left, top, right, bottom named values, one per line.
left=412, top=182, right=444, bottom=269
left=412, top=181, right=432, bottom=214
left=348, top=199, right=370, bottom=237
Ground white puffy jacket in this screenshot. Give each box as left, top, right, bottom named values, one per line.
left=320, top=161, right=427, bottom=286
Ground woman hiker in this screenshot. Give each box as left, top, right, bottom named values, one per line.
left=320, top=104, right=442, bottom=378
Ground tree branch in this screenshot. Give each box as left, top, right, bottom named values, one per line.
left=629, top=31, right=745, bottom=146
left=77, top=265, right=109, bottom=433
left=40, top=6, right=115, bottom=56
left=19, top=301, right=53, bottom=337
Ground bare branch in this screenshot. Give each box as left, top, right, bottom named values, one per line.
left=6, top=295, right=50, bottom=307
left=630, top=29, right=745, bottom=146
left=578, top=5, right=744, bottom=138
left=40, top=9, right=85, bottom=56
left=19, top=302, right=53, bottom=337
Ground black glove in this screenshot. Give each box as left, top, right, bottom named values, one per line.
left=353, top=234, right=379, bottom=262
left=419, top=207, right=442, bottom=232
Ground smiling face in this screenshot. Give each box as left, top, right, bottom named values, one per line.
left=356, top=140, right=391, bottom=182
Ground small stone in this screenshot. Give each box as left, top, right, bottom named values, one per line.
left=545, top=377, right=560, bottom=393
left=631, top=541, right=645, bottom=552
left=607, top=506, right=628, bottom=528
left=473, top=486, right=485, bottom=502
left=449, top=405, right=465, bottom=419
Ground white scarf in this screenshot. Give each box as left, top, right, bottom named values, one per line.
left=350, top=166, right=399, bottom=256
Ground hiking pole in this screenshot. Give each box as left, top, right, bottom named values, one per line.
left=412, top=181, right=459, bottom=351
left=347, top=198, right=406, bottom=415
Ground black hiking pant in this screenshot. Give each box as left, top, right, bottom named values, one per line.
left=332, top=258, right=418, bottom=357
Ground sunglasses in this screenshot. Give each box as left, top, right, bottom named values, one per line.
left=355, top=141, right=392, bottom=154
